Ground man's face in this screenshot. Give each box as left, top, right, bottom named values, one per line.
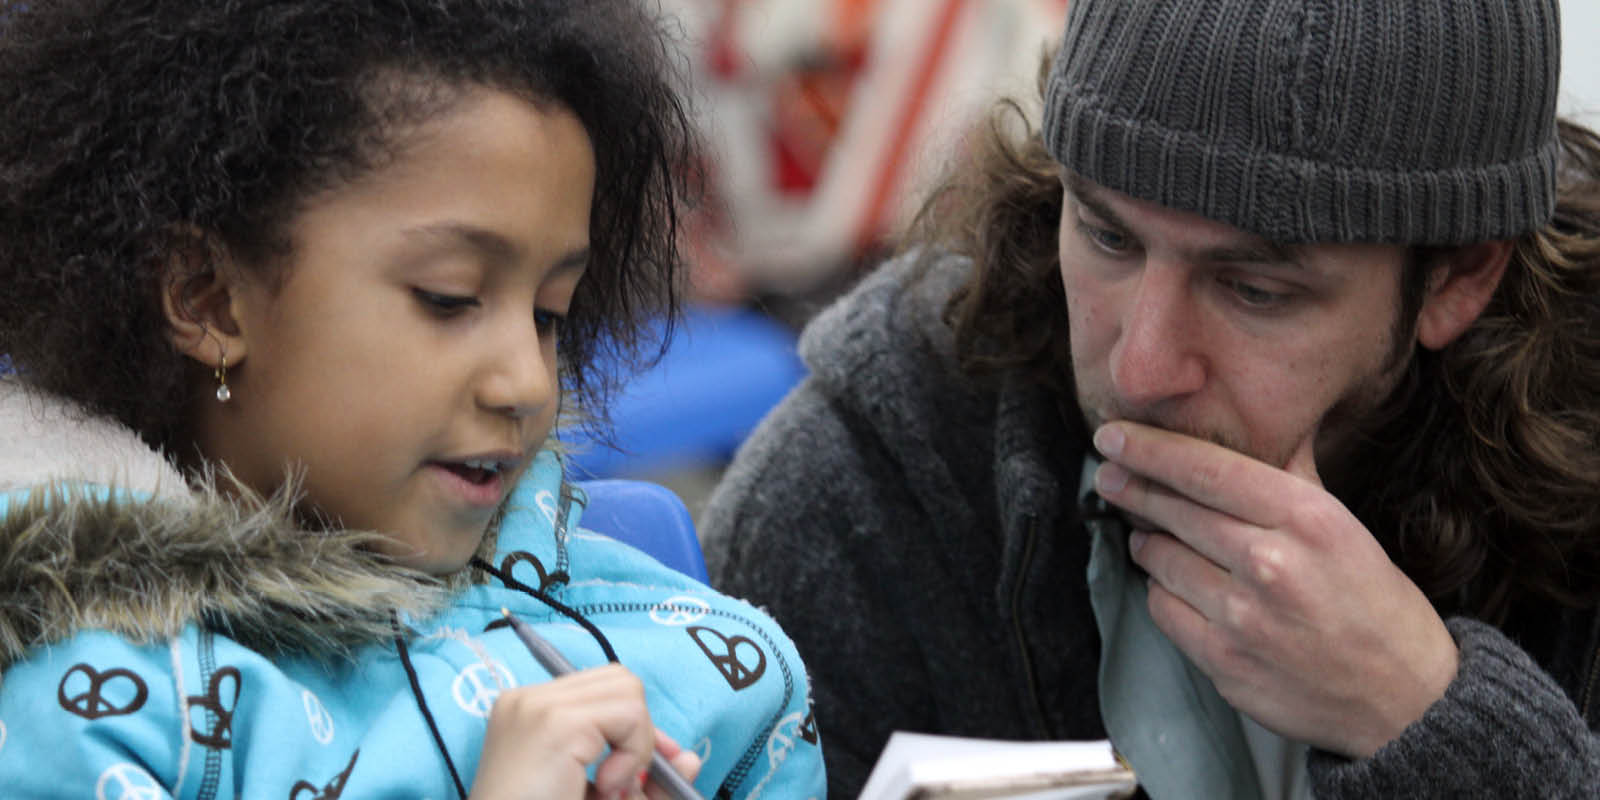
left=1058, top=175, right=1413, bottom=470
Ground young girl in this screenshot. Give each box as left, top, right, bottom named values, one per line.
left=0, top=2, right=824, bottom=798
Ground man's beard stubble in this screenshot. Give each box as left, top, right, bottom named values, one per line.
left=1075, top=341, right=1419, bottom=484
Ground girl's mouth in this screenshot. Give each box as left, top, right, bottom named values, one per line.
left=429, top=458, right=515, bottom=506
left=442, top=458, right=503, bottom=485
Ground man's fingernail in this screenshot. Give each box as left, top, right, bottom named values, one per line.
left=1094, top=424, right=1125, bottom=458
left=1128, top=530, right=1147, bottom=555
left=1095, top=462, right=1129, bottom=494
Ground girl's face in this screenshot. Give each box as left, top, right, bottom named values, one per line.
left=197, top=88, right=594, bottom=574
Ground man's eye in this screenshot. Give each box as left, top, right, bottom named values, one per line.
left=414, top=289, right=479, bottom=314
left=1077, top=221, right=1131, bottom=254
left=1221, top=278, right=1292, bottom=309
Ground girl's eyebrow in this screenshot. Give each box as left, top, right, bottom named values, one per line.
left=550, top=246, right=590, bottom=274
left=403, top=222, right=523, bottom=266
left=401, top=222, right=589, bottom=273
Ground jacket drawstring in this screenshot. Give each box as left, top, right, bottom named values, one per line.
left=394, top=613, right=471, bottom=800
left=392, top=559, right=625, bottom=799
left=472, top=556, right=621, bottom=663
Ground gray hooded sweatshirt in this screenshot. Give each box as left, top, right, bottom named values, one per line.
left=702, top=251, right=1600, bottom=799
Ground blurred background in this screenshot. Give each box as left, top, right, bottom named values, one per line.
left=559, top=0, right=1600, bottom=522
left=559, top=0, right=1072, bottom=511
left=0, top=1, right=1595, bottom=522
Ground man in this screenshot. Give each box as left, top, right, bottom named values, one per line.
left=702, top=0, right=1600, bottom=797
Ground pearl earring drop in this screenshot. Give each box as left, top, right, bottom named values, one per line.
left=214, top=355, right=231, bottom=403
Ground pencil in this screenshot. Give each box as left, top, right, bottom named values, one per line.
left=500, top=608, right=706, bottom=800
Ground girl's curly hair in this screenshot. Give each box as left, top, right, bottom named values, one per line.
left=0, top=0, right=697, bottom=452
left=912, top=59, right=1600, bottom=622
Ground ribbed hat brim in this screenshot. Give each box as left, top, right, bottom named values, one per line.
left=1042, top=0, right=1561, bottom=245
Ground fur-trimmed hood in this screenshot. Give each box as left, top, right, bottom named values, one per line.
left=0, top=378, right=829, bottom=799
left=0, top=379, right=456, bottom=669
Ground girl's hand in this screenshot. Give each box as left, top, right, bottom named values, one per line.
left=645, top=728, right=705, bottom=800
left=468, top=663, right=702, bottom=800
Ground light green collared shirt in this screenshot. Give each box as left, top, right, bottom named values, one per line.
left=1081, top=456, right=1310, bottom=800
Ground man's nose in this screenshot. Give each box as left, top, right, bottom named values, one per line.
left=1108, top=265, right=1207, bottom=408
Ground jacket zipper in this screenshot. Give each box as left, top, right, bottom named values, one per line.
left=1009, top=515, right=1051, bottom=737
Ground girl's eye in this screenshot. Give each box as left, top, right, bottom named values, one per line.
left=1077, top=221, right=1132, bottom=255
left=534, top=309, right=565, bottom=336
left=414, top=289, right=479, bottom=315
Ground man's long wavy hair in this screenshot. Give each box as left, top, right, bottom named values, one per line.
left=911, top=68, right=1600, bottom=624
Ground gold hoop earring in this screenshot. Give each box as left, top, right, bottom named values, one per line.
left=214, top=353, right=232, bottom=403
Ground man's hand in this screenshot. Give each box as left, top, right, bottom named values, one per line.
left=1091, top=421, right=1458, bottom=758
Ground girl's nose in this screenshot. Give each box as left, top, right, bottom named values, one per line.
left=1107, top=265, right=1207, bottom=408
left=476, top=324, right=556, bottom=419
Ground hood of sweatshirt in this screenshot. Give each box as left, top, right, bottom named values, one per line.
left=0, top=378, right=472, bottom=670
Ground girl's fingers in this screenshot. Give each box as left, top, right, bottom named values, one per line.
left=575, top=671, right=656, bottom=797
left=593, top=752, right=649, bottom=798
left=668, top=749, right=703, bottom=784
left=476, top=666, right=704, bottom=800
left=472, top=664, right=660, bottom=800
left=641, top=730, right=703, bottom=800
left=643, top=755, right=705, bottom=800
left=652, top=728, right=683, bottom=758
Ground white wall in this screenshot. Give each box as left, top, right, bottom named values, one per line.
left=1561, top=0, right=1600, bottom=125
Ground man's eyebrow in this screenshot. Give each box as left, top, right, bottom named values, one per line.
left=1194, top=239, right=1302, bottom=268
left=1065, top=173, right=1130, bottom=234
left=1064, top=173, right=1303, bottom=268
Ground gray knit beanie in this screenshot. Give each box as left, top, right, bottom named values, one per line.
left=1042, top=0, right=1561, bottom=245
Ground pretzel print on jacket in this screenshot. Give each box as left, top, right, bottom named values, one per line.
left=500, top=550, right=569, bottom=593
left=688, top=625, right=766, bottom=692
left=289, top=749, right=359, bottom=800
left=57, top=663, right=149, bottom=720
left=188, top=666, right=243, bottom=750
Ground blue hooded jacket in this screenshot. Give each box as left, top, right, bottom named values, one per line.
left=0, top=381, right=825, bottom=798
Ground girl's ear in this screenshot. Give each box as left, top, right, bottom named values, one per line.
left=1415, top=239, right=1514, bottom=351
left=158, top=235, right=251, bottom=369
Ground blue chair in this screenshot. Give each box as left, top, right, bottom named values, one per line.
left=574, top=479, right=708, bottom=583
left=560, top=305, right=805, bottom=478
